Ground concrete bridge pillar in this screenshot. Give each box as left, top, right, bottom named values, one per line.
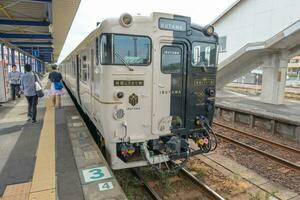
left=261, top=54, right=288, bottom=104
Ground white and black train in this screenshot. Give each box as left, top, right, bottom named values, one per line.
left=60, top=12, right=219, bottom=169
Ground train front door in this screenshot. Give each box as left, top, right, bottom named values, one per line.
left=153, top=41, right=187, bottom=135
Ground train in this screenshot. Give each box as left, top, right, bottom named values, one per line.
left=60, top=12, right=219, bottom=170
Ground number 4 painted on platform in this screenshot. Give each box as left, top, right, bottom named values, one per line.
left=98, top=182, right=114, bottom=191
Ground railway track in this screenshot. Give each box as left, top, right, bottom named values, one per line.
left=213, top=122, right=300, bottom=171
left=132, top=164, right=225, bottom=200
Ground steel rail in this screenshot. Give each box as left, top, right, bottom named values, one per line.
left=213, top=122, right=300, bottom=154
left=131, top=168, right=162, bottom=200
left=180, top=167, right=225, bottom=200
left=216, top=133, right=300, bottom=171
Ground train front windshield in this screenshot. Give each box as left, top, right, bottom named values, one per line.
left=100, top=34, right=151, bottom=65
left=192, top=42, right=217, bottom=68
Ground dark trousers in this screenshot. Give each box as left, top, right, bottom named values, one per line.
left=26, top=95, right=38, bottom=121
left=10, top=84, right=20, bottom=100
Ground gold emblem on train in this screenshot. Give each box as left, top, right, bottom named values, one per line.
left=129, top=93, right=138, bottom=106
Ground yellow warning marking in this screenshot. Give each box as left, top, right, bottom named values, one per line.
left=2, top=182, right=31, bottom=200
left=29, top=99, right=55, bottom=200
left=29, top=189, right=55, bottom=200
left=3, top=182, right=31, bottom=197
left=2, top=194, right=29, bottom=200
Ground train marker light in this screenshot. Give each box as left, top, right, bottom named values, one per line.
left=114, top=109, right=125, bottom=120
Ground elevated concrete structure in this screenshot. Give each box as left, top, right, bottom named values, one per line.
left=216, top=20, right=300, bottom=104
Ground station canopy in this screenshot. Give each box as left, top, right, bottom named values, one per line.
left=0, top=0, right=80, bottom=63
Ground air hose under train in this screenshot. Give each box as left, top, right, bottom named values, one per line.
left=198, top=116, right=218, bottom=153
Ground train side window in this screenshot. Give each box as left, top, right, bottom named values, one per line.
left=161, top=46, right=182, bottom=74
left=192, top=42, right=216, bottom=68
left=72, top=60, right=76, bottom=77
left=100, top=34, right=112, bottom=64
left=96, top=37, right=99, bottom=65
left=81, top=55, right=89, bottom=82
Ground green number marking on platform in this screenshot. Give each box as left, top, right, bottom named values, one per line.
left=98, top=182, right=113, bottom=191
left=89, top=168, right=104, bottom=179
left=81, top=166, right=112, bottom=183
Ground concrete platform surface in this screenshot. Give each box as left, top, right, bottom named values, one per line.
left=0, top=79, right=127, bottom=200
left=216, top=90, right=300, bottom=125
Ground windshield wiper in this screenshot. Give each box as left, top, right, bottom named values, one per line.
left=114, top=52, right=134, bottom=71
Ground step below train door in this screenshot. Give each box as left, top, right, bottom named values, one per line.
left=153, top=41, right=187, bottom=136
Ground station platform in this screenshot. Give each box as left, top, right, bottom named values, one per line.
left=0, top=78, right=127, bottom=200
left=216, top=90, right=300, bottom=142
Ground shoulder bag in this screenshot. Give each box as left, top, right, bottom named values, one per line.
left=34, top=74, right=44, bottom=98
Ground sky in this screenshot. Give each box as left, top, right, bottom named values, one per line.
left=57, top=0, right=236, bottom=63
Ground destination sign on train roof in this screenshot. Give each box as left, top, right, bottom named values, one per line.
left=159, top=18, right=187, bottom=32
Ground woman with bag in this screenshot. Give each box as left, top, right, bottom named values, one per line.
left=21, top=64, right=42, bottom=123
left=48, top=65, right=63, bottom=108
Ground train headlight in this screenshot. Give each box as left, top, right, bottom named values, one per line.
left=117, top=92, right=124, bottom=99
left=205, top=25, right=214, bottom=36
left=114, top=91, right=124, bottom=100
left=114, top=109, right=125, bottom=120
left=119, top=13, right=133, bottom=27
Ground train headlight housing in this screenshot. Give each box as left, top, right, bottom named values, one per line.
left=114, top=109, right=125, bottom=120
left=120, top=13, right=133, bottom=27
left=115, top=91, right=124, bottom=99
left=205, top=25, right=214, bottom=36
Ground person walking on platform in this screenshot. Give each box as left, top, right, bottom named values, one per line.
left=48, top=65, right=63, bottom=108
left=21, top=64, right=39, bottom=123
left=8, top=64, right=22, bottom=101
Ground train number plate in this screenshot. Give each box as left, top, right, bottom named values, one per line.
left=114, top=80, right=144, bottom=86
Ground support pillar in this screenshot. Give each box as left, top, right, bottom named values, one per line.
left=261, top=54, right=288, bottom=104
left=11, top=49, right=15, bottom=65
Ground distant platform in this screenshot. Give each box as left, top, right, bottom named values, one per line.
left=0, top=78, right=127, bottom=200
left=216, top=90, right=300, bottom=142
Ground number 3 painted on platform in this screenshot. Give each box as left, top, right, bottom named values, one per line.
left=89, top=168, right=104, bottom=179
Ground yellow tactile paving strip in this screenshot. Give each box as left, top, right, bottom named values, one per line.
left=29, top=99, right=55, bottom=200
left=1, top=182, right=31, bottom=200
left=0, top=80, right=55, bottom=200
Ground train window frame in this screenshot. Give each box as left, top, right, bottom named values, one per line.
left=100, top=33, right=152, bottom=66
left=191, top=42, right=217, bottom=68
left=160, top=45, right=183, bottom=74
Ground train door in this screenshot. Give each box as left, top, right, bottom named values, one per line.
left=153, top=41, right=187, bottom=135
left=76, top=54, right=81, bottom=104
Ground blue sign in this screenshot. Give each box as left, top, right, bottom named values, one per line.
left=32, top=50, right=39, bottom=57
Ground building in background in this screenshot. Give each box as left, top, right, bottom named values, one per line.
left=212, top=0, right=300, bottom=104
left=212, top=0, right=300, bottom=63
left=288, top=56, right=300, bottom=76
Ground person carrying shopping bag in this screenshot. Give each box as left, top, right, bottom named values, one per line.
left=21, top=64, right=43, bottom=123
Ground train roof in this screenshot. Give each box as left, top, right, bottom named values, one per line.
left=60, top=12, right=214, bottom=63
